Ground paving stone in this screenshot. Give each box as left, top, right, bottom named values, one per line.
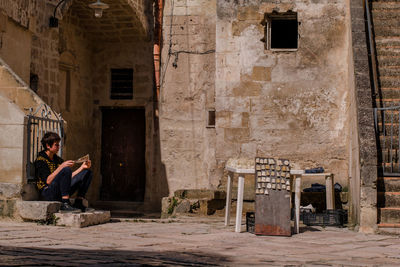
left=55, top=210, right=111, bottom=228
left=16, top=200, right=61, bottom=221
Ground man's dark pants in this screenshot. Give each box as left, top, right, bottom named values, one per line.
left=41, top=167, right=92, bottom=201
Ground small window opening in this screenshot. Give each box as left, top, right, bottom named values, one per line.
left=30, top=73, right=39, bottom=93
left=110, top=68, right=133, bottom=100
left=264, top=11, right=298, bottom=50
left=207, top=109, right=216, bottom=128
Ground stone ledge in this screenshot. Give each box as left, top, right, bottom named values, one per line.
left=55, top=210, right=111, bottom=228
left=174, top=189, right=226, bottom=200
left=0, top=183, right=21, bottom=199
left=16, top=200, right=61, bottom=221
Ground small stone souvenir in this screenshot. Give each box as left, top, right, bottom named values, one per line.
left=277, top=183, right=281, bottom=190
left=271, top=171, right=275, bottom=176
left=266, top=177, right=271, bottom=183
left=282, top=166, right=286, bottom=171
left=272, top=183, right=276, bottom=189
left=286, top=172, right=290, bottom=178
left=256, top=158, right=260, bottom=163
left=282, top=184, right=286, bottom=190
left=262, top=171, right=266, bottom=176
left=257, top=171, right=261, bottom=177
left=267, top=183, right=272, bottom=189
left=277, top=160, right=282, bottom=166
left=264, top=189, right=269, bottom=195
left=284, top=160, right=289, bottom=165
left=266, top=165, right=270, bottom=170
left=286, top=185, right=290, bottom=191
left=257, top=183, right=261, bottom=189
left=272, top=178, right=276, bottom=184
left=281, top=178, right=285, bottom=184
left=286, top=180, right=290, bottom=185
left=276, top=165, right=281, bottom=171
left=256, top=165, right=261, bottom=170
left=276, top=178, right=280, bottom=184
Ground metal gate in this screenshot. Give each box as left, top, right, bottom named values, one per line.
left=374, top=106, right=400, bottom=176
left=26, top=105, right=64, bottom=182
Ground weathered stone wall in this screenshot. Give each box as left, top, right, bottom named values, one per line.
left=216, top=0, right=352, bottom=189
left=160, top=0, right=217, bottom=195
left=57, top=11, right=95, bottom=201
left=0, top=13, right=31, bottom=83
left=349, top=0, right=378, bottom=233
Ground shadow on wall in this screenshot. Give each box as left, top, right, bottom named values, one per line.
left=0, top=245, right=230, bottom=266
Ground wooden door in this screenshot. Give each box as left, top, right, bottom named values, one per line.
left=100, top=108, right=146, bottom=201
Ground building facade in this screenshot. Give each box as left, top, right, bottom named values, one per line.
left=0, top=0, right=390, bottom=232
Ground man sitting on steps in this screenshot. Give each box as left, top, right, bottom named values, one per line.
left=34, top=132, right=93, bottom=212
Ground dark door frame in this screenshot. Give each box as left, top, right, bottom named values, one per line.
left=100, top=106, right=147, bottom=202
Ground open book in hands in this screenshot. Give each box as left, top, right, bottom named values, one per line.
left=74, top=154, right=90, bottom=164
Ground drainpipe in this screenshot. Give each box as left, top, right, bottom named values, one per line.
left=153, top=0, right=163, bottom=118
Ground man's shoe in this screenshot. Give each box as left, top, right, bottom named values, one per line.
left=72, top=202, right=94, bottom=212
left=60, top=202, right=81, bottom=213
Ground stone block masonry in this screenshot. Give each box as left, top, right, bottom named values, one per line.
left=215, top=0, right=353, bottom=190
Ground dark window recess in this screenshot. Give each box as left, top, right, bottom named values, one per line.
left=110, top=68, right=133, bottom=99
left=30, top=73, right=39, bottom=92
left=264, top=12, right=298, bottom=50
left=207, top=109, right=216, bottom=128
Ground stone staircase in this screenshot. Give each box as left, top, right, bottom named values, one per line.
left=372, top=0, right=400, bottom=229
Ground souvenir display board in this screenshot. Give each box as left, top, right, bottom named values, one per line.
left=254, top=157, right=292, bottom=236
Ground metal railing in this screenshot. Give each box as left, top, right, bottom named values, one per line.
left=26, top=104, right=64, bottom=182
left=374, top=106, right=400, bottom=176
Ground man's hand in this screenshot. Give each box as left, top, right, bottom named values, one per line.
left=60, top=160, right=75, bottom=169
left=81, top=160, right=91, bottom=170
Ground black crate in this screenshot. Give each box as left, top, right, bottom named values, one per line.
left=246, top=212, right=255, bottom=233
left=303, top=209, right=348, bottom=227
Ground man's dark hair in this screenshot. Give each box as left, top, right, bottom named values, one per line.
left=41, top=132, right=61, bottom=150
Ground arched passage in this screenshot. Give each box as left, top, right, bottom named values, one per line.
left=56, top=0, right=164, bottom=212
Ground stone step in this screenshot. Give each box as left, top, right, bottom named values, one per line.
left=373, top=1, right=400, bottom=8
left=380, top=76, right=400, bottom=88
left=376, top=88, right=400, bottom=99
left=378, top=177, right=400, bottom=191
left=378, top=192, right=400, bottom=206
left=55, top=210, right=111, bottom=228
left=109, top=210, right=144, bottom=218
left=377, top=56, right=400, bottom=67
left=373, top=19, right=400, bottom=28
left=375, top=36, right=400, bottom=46
left=374, top=25, right=400, bottom=37
left=377, top=223, right=400, bottom=235
left=16, top=200, right=61, bottom=221
left=378, top=67, right=400, bottom=76
left=373, top=11, right=400, bottom=22
left=379, top=207, right=400, bottom=223
left=377, top=49, right=400, bottom=57
left=93, top=201, right=144, bottom=212
left=174, top=189, right=226, bottom=200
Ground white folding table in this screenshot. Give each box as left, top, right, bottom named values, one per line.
left=224, top=166, right=334, bottom=234
left=224, top=166, right=254, bottom=233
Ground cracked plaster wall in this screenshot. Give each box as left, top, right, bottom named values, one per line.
left=215, top=0, right=354, bottom=191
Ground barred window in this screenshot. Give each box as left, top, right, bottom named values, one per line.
left=110, top=68, right=133, bottom=99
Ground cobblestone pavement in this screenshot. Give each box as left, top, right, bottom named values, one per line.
left=1, top=217, right=400, bottom=266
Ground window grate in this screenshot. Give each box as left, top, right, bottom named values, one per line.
left=110, top=68, right=133, bottom=99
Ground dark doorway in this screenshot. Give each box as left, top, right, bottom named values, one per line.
left=100, top=108, right=146, bottom=202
